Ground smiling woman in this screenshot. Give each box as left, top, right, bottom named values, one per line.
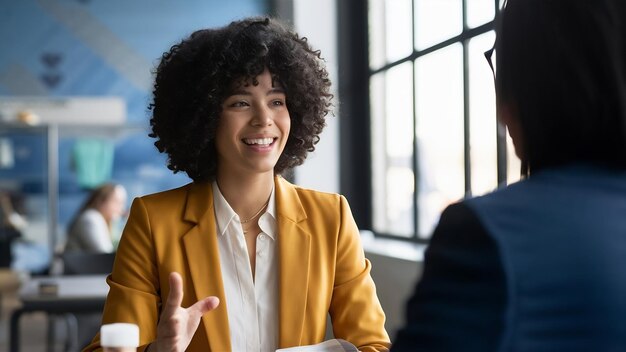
left=83, top=17, right=390, bottom=352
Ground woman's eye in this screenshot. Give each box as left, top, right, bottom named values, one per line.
left=272, top=100, right=285, bottom=106
left=230, top=101, right=249, bottom=108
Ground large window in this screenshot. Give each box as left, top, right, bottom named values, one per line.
left=339, top=0, right=520, bottom=241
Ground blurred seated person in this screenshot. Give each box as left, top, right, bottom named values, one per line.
left=392, top=0, right=626, bottom=351
left=0, top=191, right=27, bottom=267
left=65, top=183, right=127, bottom=253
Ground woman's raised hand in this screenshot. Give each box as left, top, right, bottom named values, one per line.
left=151, top=272, right=220, bottom=352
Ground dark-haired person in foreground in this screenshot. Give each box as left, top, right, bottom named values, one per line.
left=393, top=0, right=626, bottom=351
left=84, top=17, right=389, bottom=352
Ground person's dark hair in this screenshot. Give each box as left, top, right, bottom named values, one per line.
left=495, top=0, right=626, bottom=174
left=149, top=17, right=332, bottom=182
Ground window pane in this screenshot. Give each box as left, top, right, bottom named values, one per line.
left=369, top=0, right=413, bottom=69
left=466, top=0, right=496, bottom=28
left=415, top=44, right=464, bottom=238
left=415, top=0, right=462, bottom=50
left=369, top=0, right=386, bottom=69
left=506, top=133, right=522, bottom=184
left=385, top=0, right=413, bottom=63
left=371, top=62, right=415, bottom=237
left=469, top=31, right=497, bottom=196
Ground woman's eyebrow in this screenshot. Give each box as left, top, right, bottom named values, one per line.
left=268, top=87, right=285, bottom=95
left=228, top=88, right=250, bottom=96
left=227, top=87, right=285, bottom=97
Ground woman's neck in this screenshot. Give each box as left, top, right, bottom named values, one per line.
left=215, top=172, right=274, bottom=219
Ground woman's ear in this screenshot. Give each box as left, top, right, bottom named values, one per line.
left=497, top=101, right=524, bottom=160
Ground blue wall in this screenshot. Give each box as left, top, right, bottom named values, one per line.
left=0, top=0, right=269, bottom=246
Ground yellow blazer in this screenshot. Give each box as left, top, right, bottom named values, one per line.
left=85, top=176, right=390, bottom=352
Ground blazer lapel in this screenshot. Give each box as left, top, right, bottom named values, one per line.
left=181, top=181, right=231, bottom=352
left=275, top=177, right=311, bottom=348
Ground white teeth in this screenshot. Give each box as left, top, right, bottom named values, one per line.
left=243, top=137, right=274, bottom=145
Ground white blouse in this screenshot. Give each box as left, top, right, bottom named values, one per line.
left=212, top=182, right=279, bottom=352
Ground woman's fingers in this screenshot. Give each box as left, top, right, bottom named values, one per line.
left=164, top=272, right=184, bottom=316
left=155, top=272, right=219, bottom=352
left=163, top=272, right=219, bottom=318
left=188, top=296, right=220, bottom=317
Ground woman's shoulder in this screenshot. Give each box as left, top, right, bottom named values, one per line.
left=69, top=209, right=108, bottom=241
left=277, top=177, right=343, bottom=204
left=76, top=208, right=106, bottom=224
left=136, top=182, right=197, bottom=204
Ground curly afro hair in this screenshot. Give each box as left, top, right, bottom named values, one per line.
left=148, top=17, right=332, bottom=182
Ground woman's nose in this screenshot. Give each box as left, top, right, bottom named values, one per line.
left=251, top=106, right=273, bottom=126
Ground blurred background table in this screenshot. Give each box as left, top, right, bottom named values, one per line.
left=10, top=274, right=108, bottom=352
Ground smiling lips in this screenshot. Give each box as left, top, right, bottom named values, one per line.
left=242, top=137, right=276, bottom=147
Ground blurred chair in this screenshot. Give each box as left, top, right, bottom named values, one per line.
left=61, top=252, right=115, bottom=276
left=48, top=252, right=115, bottom=351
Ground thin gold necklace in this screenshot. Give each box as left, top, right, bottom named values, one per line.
left=241, top=200, right=269, bottom=235
left=240, top=200, right=269, bottom=224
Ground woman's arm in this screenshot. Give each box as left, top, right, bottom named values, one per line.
left=82, top=197, right=219, bottom=352
left=329, top=196, right=391, bottom=352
